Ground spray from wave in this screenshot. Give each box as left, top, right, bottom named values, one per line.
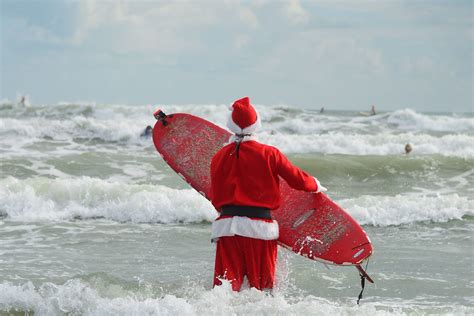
left=0, top=177, right=216, bottom=223
left=2, top=278, right=470, bottom=316
left=1, top=177, right=471, bottom=226
left=1, top=103, right=473, bottom=157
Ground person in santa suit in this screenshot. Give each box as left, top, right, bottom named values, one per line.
left=210, top=96, right=327, bottom=292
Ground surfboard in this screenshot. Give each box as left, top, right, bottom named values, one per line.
left=152, top=110, right=373, bottom=279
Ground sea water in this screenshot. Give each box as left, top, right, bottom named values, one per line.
left=0, top=101, right=473, bottom=315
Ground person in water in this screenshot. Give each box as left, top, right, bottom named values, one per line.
left=19, top=96, right=26, bottom=107
left=405, top=143, right=412, bottom=154
left=210, top=97, right=327, bottom=292
left=370, top=105, right=376, bottom=116
left=141, top=125, right=152, bottom=137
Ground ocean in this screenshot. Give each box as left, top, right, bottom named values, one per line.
left=0, top=101, right=473, bottom=315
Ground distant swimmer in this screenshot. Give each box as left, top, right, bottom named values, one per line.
left=405, top=143, right=412, bottom=154
left=141, top=125, right=152, bottom=137
left=19, top=96, right=26, bottom=107
left=359, top=105, right=377, bottom=116
left=320, top=107, right=325, bottom=113
left=370, top=105, right=376, bottom=116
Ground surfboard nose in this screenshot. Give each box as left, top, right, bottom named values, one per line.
left=153, top=109, right=166, bottom=120
left=153, top=109, right=169, bottom=126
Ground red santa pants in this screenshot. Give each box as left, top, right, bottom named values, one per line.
left=213, top=235, right=277, bottom=291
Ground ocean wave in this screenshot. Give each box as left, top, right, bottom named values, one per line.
left=0, top=177, right=216, bottom=223
left=1, top=177, right=472, bottom=226
left=387, top=109, right=474, bottom=132
left=1, top=279, right=470, bottom=315
left=1, top=103, right=473, bottom=157
left=0, top=115, right=148, bottom=144
left=2, top=103, right=473, bottom=135
left=1, top=121, right=474, bottom=159
left=260, top=132, right=474, bottom=157
left=340, top=194, right=474, bottom=226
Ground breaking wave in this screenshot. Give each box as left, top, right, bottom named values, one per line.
left=1, top=103, right=473, bottom=157
left=1, top=279, right=471, bottom=316
left=1, top=177, right=472, bottom=226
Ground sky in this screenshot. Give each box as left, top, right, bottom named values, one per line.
left=0, top=0, right=472, bottom=112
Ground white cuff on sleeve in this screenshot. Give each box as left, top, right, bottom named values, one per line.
left=314, top=177, right=327, bottom=193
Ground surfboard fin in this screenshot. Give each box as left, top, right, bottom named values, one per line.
left=355, top=263, right=374, bottom=305
left=356, top=264, right=374, bottom=284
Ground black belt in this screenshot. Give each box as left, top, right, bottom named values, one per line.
left=220, top=205, right=272, bottom=220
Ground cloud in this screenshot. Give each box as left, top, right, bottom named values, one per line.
left=1, top=0, right=471, bottom=110
left=283, top=0, right=310, bottom=25
left=67, top=0, right=263, bottom=57
left=3, top=16, right=61, bottom=44
left=401, top=56, right=447, bottom=77
left=255, top=29, right=386, bottom=81
left=233, top=34, right=252, bottom=50
left=237, top=6, right=260, bottom=28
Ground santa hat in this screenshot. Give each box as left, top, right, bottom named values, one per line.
left=227, top=97, right=261, bottom=134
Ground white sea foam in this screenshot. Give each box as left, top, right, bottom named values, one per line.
left=1, top=177, right=472, bottom=226
left=0, top=115, right=146, bottom=143
left=1, top=280, right=470, bottom=315
left=340, top=194, right=474, bottom=226
left=166, top=105, right=474, bottom=134
left=1, top=104, right=473, bottom=157
left=259, top=131, right=474, bottom=157
left=0, top=177, right=216, bottom=223
left=387, top=109, right=474, bottom=132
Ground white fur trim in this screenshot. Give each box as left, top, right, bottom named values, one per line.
left=212, top=216, right=279, bottom=240
left=228, top=134, right=258, bottom=143
left=227, top=110, right=262, bottom=134
left=314, top=177, right=327, bottom=193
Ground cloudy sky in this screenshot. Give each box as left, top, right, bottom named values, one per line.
left=1, top=0, right=472, bottom=112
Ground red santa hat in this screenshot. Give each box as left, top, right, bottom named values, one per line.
left=227, top=97, right=261, bottom=134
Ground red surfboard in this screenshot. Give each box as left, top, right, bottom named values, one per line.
left=152, top=110, right=373, bottom=281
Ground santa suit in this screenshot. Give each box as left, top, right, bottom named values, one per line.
left=210, top=97, right=325, bottom=291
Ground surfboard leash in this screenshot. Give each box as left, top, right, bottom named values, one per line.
left=356, top=258, right=371, bottom=305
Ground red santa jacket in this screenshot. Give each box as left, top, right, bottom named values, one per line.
left=210, top=138, right=319, bottom=240
left=211, top=139, right=318, bottom=210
